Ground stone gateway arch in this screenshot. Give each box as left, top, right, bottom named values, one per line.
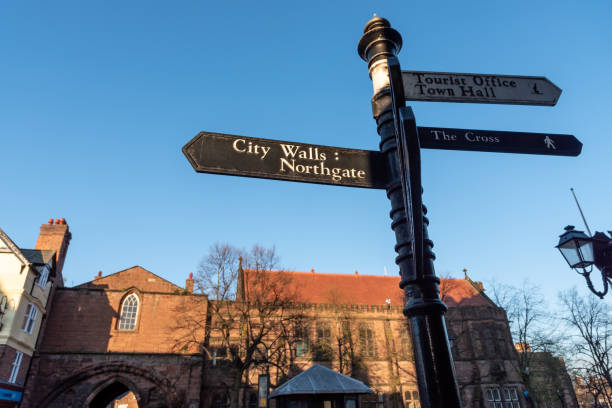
left=34, top=362, right=180, bottom=407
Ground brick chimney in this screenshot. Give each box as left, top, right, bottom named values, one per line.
left=35, top=218, right=72, bottom=278
left=185, top=272, right=194, bottom=293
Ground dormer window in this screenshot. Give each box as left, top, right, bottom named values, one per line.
left=36, top=265, right=50, bottom=287
left=118, top=293, right=139, bottom=331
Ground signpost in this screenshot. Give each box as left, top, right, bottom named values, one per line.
left=182, top=132, right=388, bottom=189
left=183, top=14, right=581, bottom=408
left=401, top=70, right=562, bottom=105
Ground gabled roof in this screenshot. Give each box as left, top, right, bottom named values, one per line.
left=0, top=227, right=30, bottom=266
left=76, top=266, right=183, bottom=293
left=242, top=269, right=494, bottom=308
left=21, top=249, right=56, bottom=266
left=270, top=364, right=372, bottom=397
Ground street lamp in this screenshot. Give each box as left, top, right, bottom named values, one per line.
left=556, top=225, right=612, bottom=298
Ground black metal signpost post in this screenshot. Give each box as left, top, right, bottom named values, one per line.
left=358, top=18, right=463, bottom=408
left=183, top=14, right=582, bottom=408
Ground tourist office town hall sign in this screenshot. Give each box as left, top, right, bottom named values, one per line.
left=183, top=16, right=582, bottom=408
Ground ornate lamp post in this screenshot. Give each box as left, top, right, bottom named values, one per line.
left=556, top=225, right=612, bottom=298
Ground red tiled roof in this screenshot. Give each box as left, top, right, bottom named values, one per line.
left=243, top=269, right=493, bottom=308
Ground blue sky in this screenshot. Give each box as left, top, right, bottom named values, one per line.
left=1, top=1, right=611, bottom=303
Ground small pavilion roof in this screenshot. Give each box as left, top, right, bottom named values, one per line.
left=269, top=364, right=373, bottom=398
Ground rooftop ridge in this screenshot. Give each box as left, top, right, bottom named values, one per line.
left=244, top=268, right=466, bottom=281
left=77, top=265, right=182, bottom=290
left=245, top=269, right=389, bottom=277
left=0, top=227, right=30, bottom=266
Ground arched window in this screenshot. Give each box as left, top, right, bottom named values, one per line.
left=118, top=293, right=139, bottom=330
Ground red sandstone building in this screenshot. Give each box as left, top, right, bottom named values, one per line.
left=0, top=221, right=578, bottom=407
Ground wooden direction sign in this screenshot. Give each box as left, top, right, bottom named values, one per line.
left=401, top=71, right=562, bottom=106
left=182, top=132, right=389, bottom=189
left=418, top=127, right=582, bottom=156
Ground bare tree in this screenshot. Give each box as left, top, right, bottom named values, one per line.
left=318, top=286, right=365, bottom=377
left=487, top=280, right=563, bottom=405
left=559, top=289, right=612, bottom=407
left=180, top=243, right=306, bottom=408
left=196, top=242, right=241, bottom=300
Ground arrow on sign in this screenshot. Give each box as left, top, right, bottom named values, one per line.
left=418, top=127, right=582, bottom=156
left=182, top=132, right=389, bottom=189
left=401, top=71, right=562, bottom=106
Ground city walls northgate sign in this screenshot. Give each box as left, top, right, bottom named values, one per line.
left=182, top=132, right=389, bottom=189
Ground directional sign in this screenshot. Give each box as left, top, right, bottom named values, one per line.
left=183, top=127, right=580, bottom=190
left=401, top=71, right=562, bottom=106
left=418, top=127, right=582, bottom=156
left=183, top=132, right=389, bottom=189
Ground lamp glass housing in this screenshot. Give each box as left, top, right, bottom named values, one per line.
left=557, top=228, right=594, bottom=269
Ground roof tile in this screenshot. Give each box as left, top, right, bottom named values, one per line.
left=244, top=270, right=493, bottom=308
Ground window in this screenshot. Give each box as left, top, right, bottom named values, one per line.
left=211, top=345, right=227, bottom=358
left=295, top=326, right=309, bottom=357
left=486, top=387, right=520, bottom=408
left=21, top=303, right=38, bottom=334
left=296, top=339, right=309, bottom=357
left=341, top=320, right=351, bottom=341
left=118, top=293, right=139, bottom=330
left=401, top=335, right=413, bottom=360
left=472, top=329, right=482, bottom=356
left=36, top=265, right=50, bottom=287
left=361, top=393, right=379, bottom=408
left=9, top=351, right=23, bottom=383
left=316, top=323, right=331, bottom=343
left=405, top=390, right=420, bottom=408
left=313, top=322, right=333, bottom=360
left=359, top=325, right=375, bottom=357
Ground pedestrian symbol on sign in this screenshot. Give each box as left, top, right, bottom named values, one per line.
left=544, top=136, right=556, bottom=149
